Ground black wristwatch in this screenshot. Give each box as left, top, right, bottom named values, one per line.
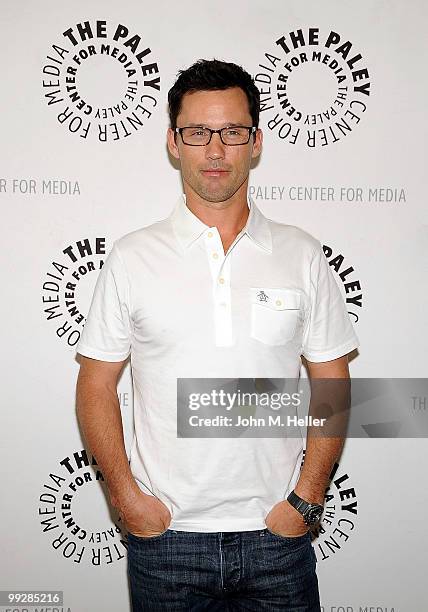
left=287, top=490, right=324, bottom=526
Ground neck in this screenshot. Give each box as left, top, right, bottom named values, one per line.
left=183, top=180, right=250, bottom=252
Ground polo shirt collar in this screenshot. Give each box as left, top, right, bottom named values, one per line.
left=245, top=196, right=272, bottom=253
left=171, top=193, right=272, bottom=253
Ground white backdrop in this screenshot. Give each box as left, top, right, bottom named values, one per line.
left=1, top=1, right=427, bottom=611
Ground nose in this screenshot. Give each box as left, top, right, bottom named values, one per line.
left=205, top=132, right=225, bottom=160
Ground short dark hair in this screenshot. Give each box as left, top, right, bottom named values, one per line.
left=167, top=59, right=260, bottom=129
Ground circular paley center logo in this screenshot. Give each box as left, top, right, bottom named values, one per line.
left=322, top=243, right=363, bottom=324
left=38, top=449, right=128, bottom=567
left=42, top=237, right=106, bottom=348
left=254, top=27, right=371, bottom=148
left=303, top=457, right=359, bottom=562
left=42, top=19, right=161, bottom=142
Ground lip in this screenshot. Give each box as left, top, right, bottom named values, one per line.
left=201, top=170, right=230, bottom=177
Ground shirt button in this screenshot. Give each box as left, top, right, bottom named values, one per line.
left=212, top=253, right=219, bottom=259
left=219, top=277, right=225, bottom=284
left=275, top=299, right=282, bottom=306
left=207, top=231, right=213, bottom=238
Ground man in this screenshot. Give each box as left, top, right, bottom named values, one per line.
left=76, top=59, right=359, bottom=610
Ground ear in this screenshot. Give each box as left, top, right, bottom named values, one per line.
left=251, top=128, right=263, bottom=160
left=167, top=128, right=180, bottom=160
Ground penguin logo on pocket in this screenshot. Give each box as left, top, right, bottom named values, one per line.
left=257, top=290, right=269, bottom=303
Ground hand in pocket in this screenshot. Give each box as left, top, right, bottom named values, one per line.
left=116, top=489, right=172, bottom=538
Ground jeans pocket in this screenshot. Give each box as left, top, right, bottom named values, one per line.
left=264, top=527, right=309, bottom=543
left=127, top=529, right=170, bottom=542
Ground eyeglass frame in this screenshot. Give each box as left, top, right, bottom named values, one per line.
left=175, top=125, right=257, bottom=146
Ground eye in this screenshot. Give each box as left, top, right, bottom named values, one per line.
left=224, top=129, right=240, bottom=136
left=190, top=128, right=207, bottom=136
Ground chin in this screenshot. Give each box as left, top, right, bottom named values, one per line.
left=196, top=186, right=238, bottom=204
left=202, top=195, right=234, bottom=205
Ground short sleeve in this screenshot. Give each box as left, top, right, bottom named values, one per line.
left=76, top=242, right=132, bottom=362
left=301, top=241, right=360, bottom=362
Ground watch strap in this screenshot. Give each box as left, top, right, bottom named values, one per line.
left=287, top=490, right=324, bottom=525
left=287, top=490, right=311, bottom=514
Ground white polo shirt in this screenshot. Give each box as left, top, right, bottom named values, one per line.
left=76, top=194, right=359, bottom=532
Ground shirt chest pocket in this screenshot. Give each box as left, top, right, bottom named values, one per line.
left=250, top=287, right=302, bottom=346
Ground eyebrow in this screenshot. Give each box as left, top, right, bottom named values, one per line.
left=184, top=123, right=247, bottom=128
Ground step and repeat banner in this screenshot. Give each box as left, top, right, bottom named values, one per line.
left=2, top=1, right=427, bottom=611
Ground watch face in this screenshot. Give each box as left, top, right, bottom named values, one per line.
left=305, top=506, right=324, bottom=525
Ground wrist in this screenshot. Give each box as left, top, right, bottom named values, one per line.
left=287, top=489, right=324, bottom=526
left=293, top=484, right=324, bottom=506
left=109, top=482, right=142, bottom=511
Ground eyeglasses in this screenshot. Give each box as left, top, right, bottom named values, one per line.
left=175, top=126, right=256, bottom=146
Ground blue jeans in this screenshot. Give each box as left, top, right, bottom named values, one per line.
left=127, top=528, right=321, bottom=611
